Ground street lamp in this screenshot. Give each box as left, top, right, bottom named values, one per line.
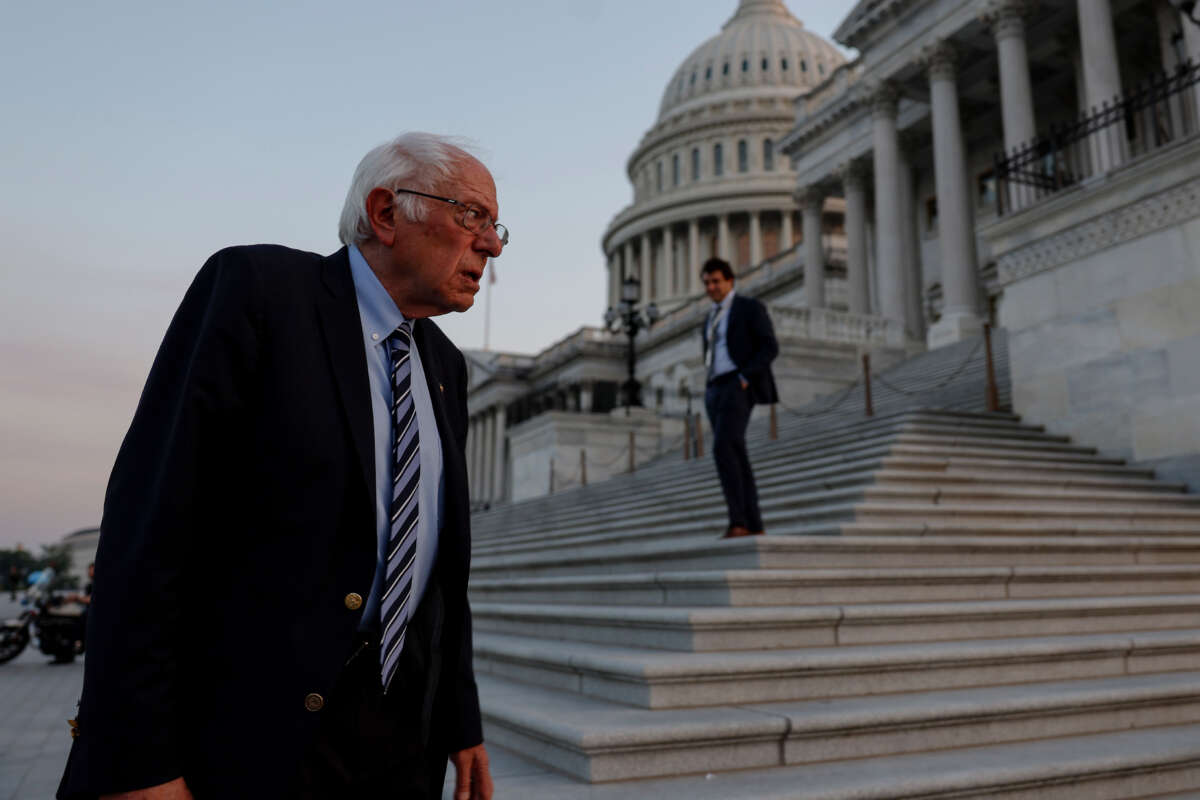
left=604, top=275, right=660, bottom=411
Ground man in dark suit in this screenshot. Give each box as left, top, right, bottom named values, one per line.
left=58, top=133, right=503, bottom=800
left=699, top=257, right=779, bottom=539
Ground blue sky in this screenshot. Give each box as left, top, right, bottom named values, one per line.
left=0, top=1, right=852, bottom=548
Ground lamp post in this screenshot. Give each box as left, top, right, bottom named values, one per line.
left=604, top=275, right=659, bottom=412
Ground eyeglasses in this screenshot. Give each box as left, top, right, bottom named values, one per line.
left=394, top=188, right=509, bottom=247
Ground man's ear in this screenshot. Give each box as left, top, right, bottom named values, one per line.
left=365, top=187, right=399, bottom=247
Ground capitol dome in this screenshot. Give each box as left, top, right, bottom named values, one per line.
left=601, top=0, right=847, bottom=313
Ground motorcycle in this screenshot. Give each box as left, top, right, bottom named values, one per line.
left=0, top=568, right=87, bottom=665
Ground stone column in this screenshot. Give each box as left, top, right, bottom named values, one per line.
left=801, top=186, right=825, bottom=309
left=640, top=232, right=652, bottom=300
left=717, top=214, right=731, bottom=262
left=480, top=409, right=494, bottom=503
left=1180, top=5, right=1200, bottom=128
left=688, top=218, right=700, bottom=293
left=1077, top=0, right=1124, bottom=170
left=870, top=82, right=908, bottom=328
left=985, top=0, right=1037, bottom=212
left=606, top=251, right=618, bottom=310
left=622, top=240, right=636, bottom=300
left=466, top=416, right=476, bottom=502
left=923, top=41, right=983, bottom=346
left=780, top=209, right=794, bottom=254
left=662, top=225, right=674, bottom=298
left=580, top=381, right=593, bottom=413
left=985, top=1, right=1037, bottom=152
left=898, top=145, right=924, bottom=339
left=491, top=405, right=507, bottom=503
left=840, top=162, right=870, bottom=314
left=749, top=211, right=763, bottom=266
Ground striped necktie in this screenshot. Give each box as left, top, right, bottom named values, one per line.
left=705, top=304, right=722, bottom=379
left=381, top=320, right=420, bottom=692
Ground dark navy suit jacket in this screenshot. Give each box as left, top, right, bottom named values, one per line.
left=701, top=293, right=780, bottom=405
left=59, top=245, right=481, bottom=799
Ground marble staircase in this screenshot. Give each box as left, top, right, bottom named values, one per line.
left=455, top=336, right=1200, bottom=799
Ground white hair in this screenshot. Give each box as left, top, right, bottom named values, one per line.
left=337, top=132, right=478, bottom=246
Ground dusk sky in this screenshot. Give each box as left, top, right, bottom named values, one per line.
left=1, top=1, right=852, bottom=548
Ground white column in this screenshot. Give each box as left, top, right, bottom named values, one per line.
left=688, top=219, right=700, bottom=293
left=606, top=251, right=618, bottom=310
left=662, top=225, right=674, bottom=299
left=466, top=416, right=477, bottom=502
left=717, top=214, right=731, bottom=262
left=1077, top=0, right=1124, bottom=170
left=1181, top=6, right=1200, bottom=127
left=780, top=209, right=794, bottom=254
left=924, top=41, right=983, bottom=346
left=748, top=211, right=763, bottom=266
left=640, top=232, right=653, bottom=300
left=480, top=410, right=494, bottom=503
left=580, top=382, right=593, bottom=413
left=841, top=162, right=869, bottom=314
left=491, top=406, right=507, bottom=503
left=899, top=146, right=924, bottom=339
left=623, top=240, right=635, bottom=291
left=985, top=0, right=1037, bottom=152
left=801, top=186, right=825, bottom=309
left=870, top=82, right=908, bottom=328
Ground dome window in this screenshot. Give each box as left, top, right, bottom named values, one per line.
left=800, top=59, right=807, bottom=73
left=691, top=148, right=700, bottom=181
left=690, top=71, right=696, bottom=85
left=763, top=139, right=775, bottom=171
left=761, top=57, right=769, bottom=72
left=705, top=66, right=712, bottom=80
left=723, top=62, right=730, bottom=75
left=656, top=160, right=663, bottom=193
left=818, top=63, right=825, bottom=75
left=737, top=140, right=749, bottom=173
left=672, top=154, right=680, bottom=187
left=713, top=143, right=724, bottom=177
left=742, top=59, right=749, bottom=73
left=781, top=58, right=789, bottom=71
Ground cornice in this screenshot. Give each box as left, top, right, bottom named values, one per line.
left=833, top=0, right=922, bottom=49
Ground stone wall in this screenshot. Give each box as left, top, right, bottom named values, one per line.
left=987, top=143, right=1200, bottom=490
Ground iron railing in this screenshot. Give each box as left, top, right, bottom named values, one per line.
left=995, top=59, right=1200, bottom=215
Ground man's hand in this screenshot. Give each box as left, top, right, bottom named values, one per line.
left=450, top=743, right=493, bottom=800
left=101, top=777, right=193, bottom=800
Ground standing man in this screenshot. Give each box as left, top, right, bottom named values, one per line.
left=58, top=133, right=503, bottom=800
left=699, top=258, right=779, bottom=539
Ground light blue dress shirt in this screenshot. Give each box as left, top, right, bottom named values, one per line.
left=707, top=288, right=738, bottom=379
left=348, top=244, right=444, bottom=636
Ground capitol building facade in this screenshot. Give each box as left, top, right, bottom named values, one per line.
left=465, top=0, right=1200, bottom=507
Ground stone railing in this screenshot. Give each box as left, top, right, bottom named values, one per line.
left=532, top=326, right=621, bottom=373
left=769, top=305, right=907, bottom=348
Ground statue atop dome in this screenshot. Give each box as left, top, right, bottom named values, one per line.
left=726, top=0, right=802, bottom=27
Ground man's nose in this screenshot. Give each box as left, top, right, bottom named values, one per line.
left=475, top=228, right=504, bottom=257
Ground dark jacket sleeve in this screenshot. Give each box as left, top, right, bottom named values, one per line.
left=442, top=346, right=483, bottom=753
left=60, top=250, right=261, bottom=797
left=738, top=297, right=779, bottom=377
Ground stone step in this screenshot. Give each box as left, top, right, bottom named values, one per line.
left=472, top=595, right=1200, bottom=652
left=458, top=723, right=1200, bottom=799
left=470, top=534, right=1200, bottom=579
left=853, top=500, right=1200, bottom=523
left=874, top=465, right=1187, bottom=494
left=889, top=441, right=1123, bottom=465
left=861, top=484, right=1200, bottom=507
left=470, top=565, right=1200, bottom=606
left=472, top=628, right=1200, bottom=709
left=475, top=671, right=1200, bottom=782
left=893, top=432, right=1097, bottom=456
left=828, top=517, right=1200, bottom=537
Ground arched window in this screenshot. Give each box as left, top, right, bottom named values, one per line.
left=818, top=62, right=825, bottom=76
left=737, top=139, right=749, bottom=173
left=741, top=58, right=749, bottom=73
left=761, top=57, right=769, bottom=71
left=705, top=66, right=712, bottom=80
left=763, top=139, right=775, bottom=171
left=691, top=148, right=700, bottom=181
left=656, top=160, right=663, bottom=193
left=690, top=71, right=697, bottom=85
left=723, top=62, right=730, bottom=75
left=672, top=154, right=680, bottom=187
left=781, top=58, right=789, bottom=71
left=800, top=59, right=807, bottom=73
left=713, top=143, right=724, bottom=176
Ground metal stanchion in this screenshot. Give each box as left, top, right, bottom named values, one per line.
left=683, top=421, right=692, bottom=460
left=549, top=457, right=555, bottom=495
left=769, top=404, right=778, bottom=440
left=862, top=353, right=874, bottom=417
left=580, top=449, right=587, bottom=486
left=628, top=431, right=636, bottom=473
left=694, top=412, right=704, bottom=458
left=983, top=323, right=1000, bottom=413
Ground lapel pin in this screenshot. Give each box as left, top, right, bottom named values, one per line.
left=439, top=383, right=445, bottom=393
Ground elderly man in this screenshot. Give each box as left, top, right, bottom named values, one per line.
left=58, top=133, right=502, bottom=800
left=699, top=257, right=779, bottom=539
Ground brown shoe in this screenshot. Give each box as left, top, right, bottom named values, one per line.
left=750, top=530, right=765, bottom=536
left=722, top=525, right=753, bottom=539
